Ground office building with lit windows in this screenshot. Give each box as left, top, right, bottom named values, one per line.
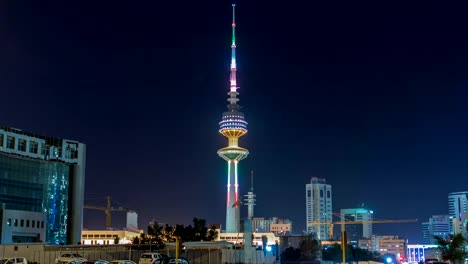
left=448, top=191, right=468, bottom=235
left=341, top=208, right=373, bottom=242
left=306, top=177, right=332, bottom=240
left=422, top=215, right=450, bottom=244
left=0, top=127, right=86, bottom=245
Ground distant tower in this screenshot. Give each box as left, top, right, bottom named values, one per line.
left=244, top=170, right=256, bottom=219
left=218, top=3, right=249, bottom=233
left=306, top=177, right=332, bottom=239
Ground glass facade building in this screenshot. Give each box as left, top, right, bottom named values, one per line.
left=0, top=127, right=86, bottom=245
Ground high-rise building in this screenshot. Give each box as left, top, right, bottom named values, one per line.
left=422, top=215, right=450, bottom=244
left=306, top=177, right=332, bottom=240
left=0, top=127, right=86, bottom=245
left=340, top=208, right=373, bottom=241
left=217, top=4, right=249, bottom=233
left=448, top=191, right=468, bottom=235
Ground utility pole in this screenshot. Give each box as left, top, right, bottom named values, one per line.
left=341, top=223, right=347, bottom=264
left=175, top=237, right=179, bottom=264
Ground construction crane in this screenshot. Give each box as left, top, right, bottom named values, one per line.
left=308, top=219, right=419, bottom=239
left=308, top=217, right=418, bottom=264
left=84, top=195, right=133, bottom=229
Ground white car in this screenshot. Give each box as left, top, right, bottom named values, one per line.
left=55, top=254, right=87, bottom=264
left=110, top=261, right=136, bottom=264
left=0, top=258, right=28, bottom=264
left=138, top=253, right=167, bottom=264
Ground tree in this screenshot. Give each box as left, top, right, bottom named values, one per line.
left=322, top=243, right=342, bottom=262
left=322, top=244, right=379, bottom=262
left=146, top=221, right=164, bottom=248
left=162, top=224, right=175, bottom=242
left=299, top=234, right=321, bottom=260
left=114, top=236, right=120, bottom=245
left=192, top=218, right=208, bottom=241
left=207, top=224, right=218, bottom=241
left=434, top=234, right=467, bottom=264
left=281, top=246, right=301, bottom=262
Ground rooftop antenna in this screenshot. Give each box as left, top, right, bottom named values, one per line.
left=244, top=170, right=256, bottom=219
left=250, top=170, right=254, bottom=192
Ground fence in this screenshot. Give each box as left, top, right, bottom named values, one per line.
left=0, top=244, right=276, bottom=264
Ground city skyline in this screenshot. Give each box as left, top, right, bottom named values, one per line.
left=1, top=1, right=468, bottom=243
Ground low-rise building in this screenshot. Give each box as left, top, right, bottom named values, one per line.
left=0, top=208, right=47, bottom=243
left=407, top=244, right=439, bottom=262
left=359, top=235, right=407, bottom=260
left=81, top=229, right=142, bottom=245
left=216, top=232, right=279, bottom=246
left=250, top=217, right=292, bottom=235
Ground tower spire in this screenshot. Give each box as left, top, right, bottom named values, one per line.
left=250, top=170, right=254, bottom=192
left=231, top=3, right=236, bottom=46
left=227, top=3, right=239, bottom=110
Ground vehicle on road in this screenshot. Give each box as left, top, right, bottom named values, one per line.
left=0, top=258, right=28, bottom=264
left=55, top=254, right=87, bottom=264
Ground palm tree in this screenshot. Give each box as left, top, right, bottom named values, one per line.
left=434, top=234, right=467, bottom=264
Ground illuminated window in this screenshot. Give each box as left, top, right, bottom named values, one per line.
left=41, top=144, right=50, bottom=156
left=65, top=147, right=72, bottom=159
left=29, top=142, right=38, bottom=154
left=7, top=219, right=11, bottom=226
left=18, top=139, right=26, bottom=151
left=7, top=136, right=15, bottom=149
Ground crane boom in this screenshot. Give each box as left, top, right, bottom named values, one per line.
left=83, top=195, right=132, bottom=229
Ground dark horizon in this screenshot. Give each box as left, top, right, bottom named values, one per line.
left=1, top=0, right=468, bottom=243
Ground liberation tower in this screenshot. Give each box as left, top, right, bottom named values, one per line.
left=218, top=3, right=249, bottom=233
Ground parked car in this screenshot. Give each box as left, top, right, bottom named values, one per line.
left=55, top=254, right=87, bottom=264
left=80, top=261, right=109, bottom=264
left=0, top=258, right=28, bottom=264
left=110, top=261, right=136, bottom=264
left=68, top=261, right=85, bottom=264
left=138, top=253, right=168, bottom=264
left=168, top=258, right=189, bottom=264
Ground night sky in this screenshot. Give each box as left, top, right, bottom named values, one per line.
left=1, top=1, right=468, bottom=243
